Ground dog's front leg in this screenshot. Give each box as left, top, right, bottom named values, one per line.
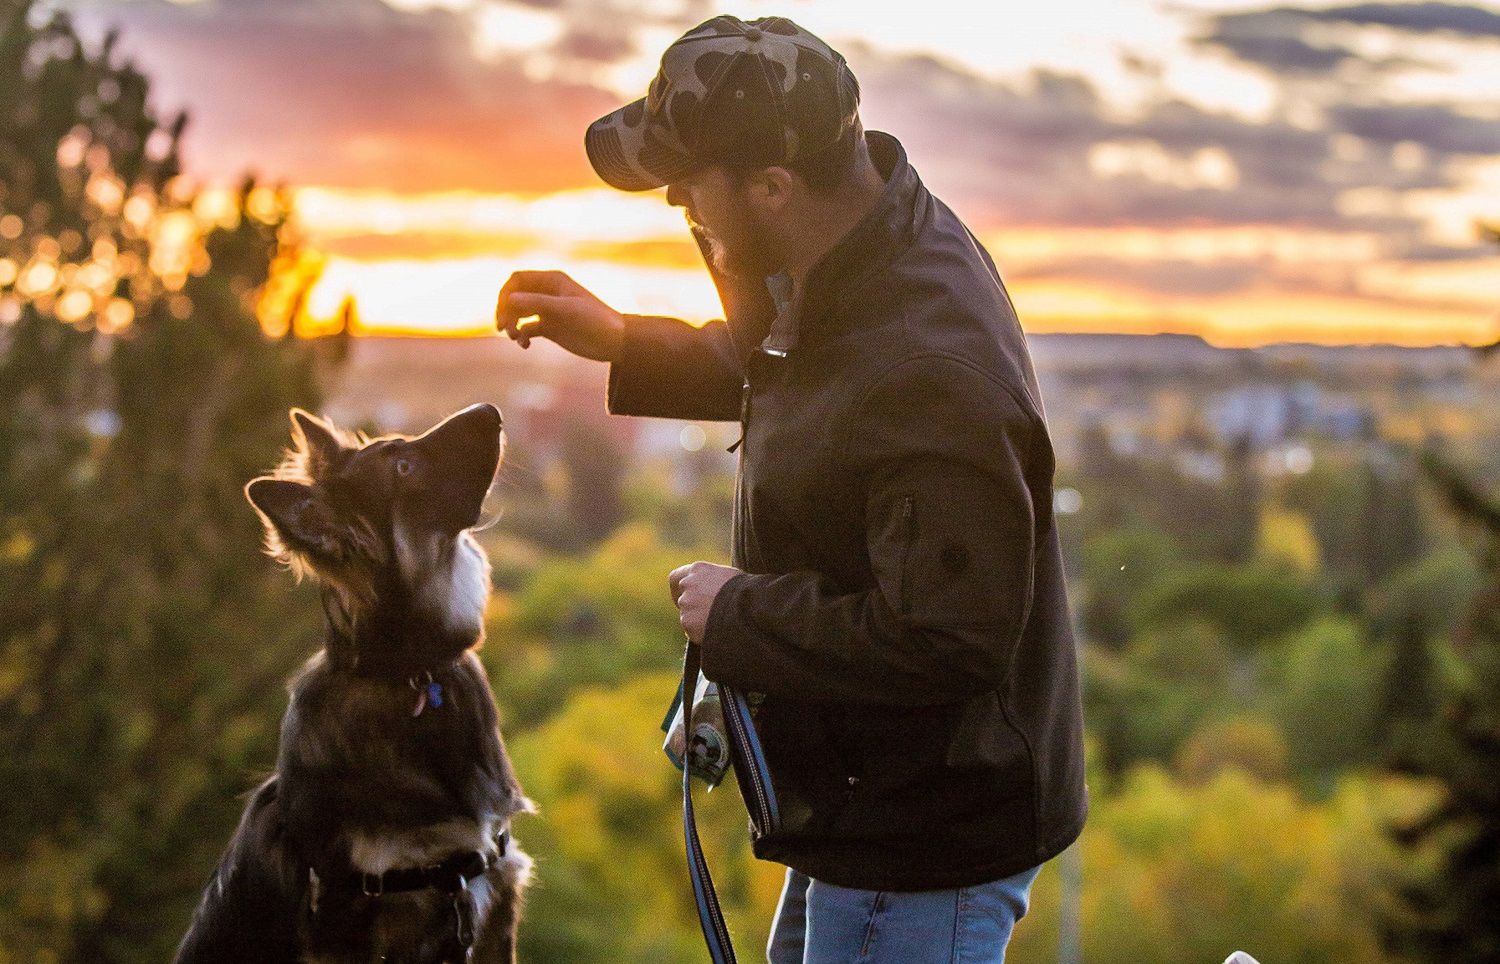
left=175, top=777, right=305, bottom=963
left=467, top=848, right=531, bottom=964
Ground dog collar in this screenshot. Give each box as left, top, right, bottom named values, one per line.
left=410, top=671, right=444, bottom=717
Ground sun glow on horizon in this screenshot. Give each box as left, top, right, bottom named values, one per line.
left=285, top=185, right=1499, bottom=348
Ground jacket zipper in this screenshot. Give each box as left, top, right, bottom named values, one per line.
left=898, top=494, right=915, bottom=615
left=727, top=379, right=751, bottom=454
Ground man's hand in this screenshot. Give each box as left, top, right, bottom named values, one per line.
left=669, top=561, right=742, bottom=643
left=495, top=269, right=626, bottom=361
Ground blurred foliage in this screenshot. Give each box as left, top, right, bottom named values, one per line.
left=1008, top=769, right=1436, bottom=964
left=0, top=5, right=341, bottom=959
left=1174, top=715, right=1289, bottom=786
left=1084, top=622, right=1235, bottom=772
left=1256, top=503, right=1320, bottom=573
left=1127, top=559, right=1326, bottom=653
left=509, top=673, right=785, bottom=963
left=1076, top=523, right=1184, bottom=650
left=482, top=522, right=720, bottom=731
left=1257, top=617, right=1381, bottom=794
left=1382, top=450, right=1500, bottom=962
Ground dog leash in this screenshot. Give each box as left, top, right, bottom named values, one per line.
left=680, top=640, right=780, bottom=964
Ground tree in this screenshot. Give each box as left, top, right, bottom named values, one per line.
left=1258, top=617, right=1381, bottom=792
left=1378, top=219, right=1500, bottom=962
left=1365, top=548, right=1478, bottom=749
left=1006, top=767, right=1408, bottom=964
left=486, top=523, right=706, bottom=729
left=0, top=5, right=343, bottom=958
left=1077, top=524, right=1184, bottom=650
left=508, top=673, right=785, bottom=963
left=1355, top=450, right=1430, bottom=587
left=1383, top=451, right=1500, bottom=962
left=1127, top=560, right=1326, bottom=654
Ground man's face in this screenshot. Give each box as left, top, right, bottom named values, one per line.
left=666, top=167, right=782, bottom=279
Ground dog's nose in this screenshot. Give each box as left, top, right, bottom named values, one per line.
left=465, top=402, right=502, bottom=429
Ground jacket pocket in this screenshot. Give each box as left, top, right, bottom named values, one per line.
left=896, top=493, right=915, bottom=616
left=944, top=690, right=1024, bottom=771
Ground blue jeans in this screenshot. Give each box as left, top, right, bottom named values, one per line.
left=766, top=864, right=1042, bottom=963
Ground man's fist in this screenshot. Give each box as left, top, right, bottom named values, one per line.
left=495, top=269, right=626, bottom=362
left=669, top=561, right=742, bottom=643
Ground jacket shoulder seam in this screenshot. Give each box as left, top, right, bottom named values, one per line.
left=841, top=352, right=1040, bottom=460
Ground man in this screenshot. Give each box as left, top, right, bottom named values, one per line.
left=495, top=15, right=1086, bottom=962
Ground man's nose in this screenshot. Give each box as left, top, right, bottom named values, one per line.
left=665, top=183, right=688, bottom=207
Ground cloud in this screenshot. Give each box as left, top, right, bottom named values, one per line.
left=1187, top=2, right=1500, bottom=75
left=552, top=27, right=633, bottom=63
left=1010, top=255, right=1271, bottom=296
left=855, top=46, right=1469, bottom=236
left=1300, top=2, right=1500, bottom=37
left=69, top=0, right=623, bottom=192
left=1327, top=101, right=1500, bottom=154
left=1192, top=9, right=1363, bottom=74
left=61, top=0, right=1500, bottom=267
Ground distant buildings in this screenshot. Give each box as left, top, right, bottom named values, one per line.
left=1207, top=381, right=1374, bottom=447
left=326, top=333, right=1496, bottom=486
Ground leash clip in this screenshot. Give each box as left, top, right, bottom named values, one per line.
left=453, top=883, right=476, bottom=948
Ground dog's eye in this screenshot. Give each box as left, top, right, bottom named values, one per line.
left=395, top=458, right=414, bottom=477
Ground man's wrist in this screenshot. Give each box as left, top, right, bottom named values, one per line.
left=602, top=311, right=626, bottom=363
left=699, top=571, right=751, bottom=682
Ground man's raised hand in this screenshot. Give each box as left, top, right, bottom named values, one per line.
left=494, top=269, right=626, bottom=362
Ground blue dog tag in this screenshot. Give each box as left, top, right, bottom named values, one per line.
left=427, top=681, right=444, bottom=709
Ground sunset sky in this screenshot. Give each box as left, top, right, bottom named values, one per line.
left=61, top=0, right=1500, bottom=346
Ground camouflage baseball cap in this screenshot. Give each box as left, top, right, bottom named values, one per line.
left=585, top=15, right=861, bottom=192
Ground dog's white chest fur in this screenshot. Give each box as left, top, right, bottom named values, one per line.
left=350, top=818, right=498, bottom=876
left=394, top=527, right=491, bottom=641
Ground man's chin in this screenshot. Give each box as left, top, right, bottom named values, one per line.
left=694, top=227, right=776, bottom=279
left=712, top=244, right=775, bottom=280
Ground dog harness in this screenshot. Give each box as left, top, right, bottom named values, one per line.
left=349, top=831, right=507, bottom=900
left=681, top=640, right=780, bottom=964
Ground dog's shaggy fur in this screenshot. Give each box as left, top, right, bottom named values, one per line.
left=176, top=404, right=532, bottom=964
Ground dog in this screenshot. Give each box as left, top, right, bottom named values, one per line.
left=175, top=403, right=532, bottom=964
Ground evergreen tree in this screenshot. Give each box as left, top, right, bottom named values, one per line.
left=1356, top=449, right=1430, bottom=587
left=1218, top=431, right=1262, bottom=563
left=1382, top=217, right=1500, bottom=957
left=0, top=4, right=344, bottom=958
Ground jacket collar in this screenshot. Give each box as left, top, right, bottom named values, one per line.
left=761, top=129, right=927, bottom=354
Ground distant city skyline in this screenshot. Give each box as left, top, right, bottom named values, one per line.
left=55, top=0, right=1500, bottom=346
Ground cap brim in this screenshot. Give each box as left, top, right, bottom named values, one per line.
left=585, top=99, right=699, bottom=192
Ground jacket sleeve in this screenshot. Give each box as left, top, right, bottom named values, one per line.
left=699, top=356, right=1046, bottom=706
left=605, top=313, right=745, bottom=421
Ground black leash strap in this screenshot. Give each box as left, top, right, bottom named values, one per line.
left=681, top=641, right=780, bottom=964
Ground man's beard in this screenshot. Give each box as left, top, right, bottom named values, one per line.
left=690, top=220, right=780, bottom=280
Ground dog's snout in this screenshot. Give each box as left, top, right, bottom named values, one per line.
left=467, top=402, right=502, bottom=430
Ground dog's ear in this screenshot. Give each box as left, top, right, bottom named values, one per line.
left=245, top=477, right=336, bottom=556
left=290, top=409, right=346, bottom=478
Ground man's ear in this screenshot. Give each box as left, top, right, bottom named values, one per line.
left=290, top=409, right=345, bottom=476
left=755, top=166, right=795, bottom=211
left=245, top=477, right=334, bottom=554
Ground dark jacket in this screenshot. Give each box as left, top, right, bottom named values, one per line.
left=606, top=130, right=1087, bottom=890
